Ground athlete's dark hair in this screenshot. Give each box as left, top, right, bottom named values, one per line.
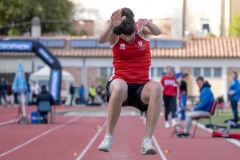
left=166, top=66, right=175, bottom=74
left=182, top=73, right=188, bottom=78
left=233, top=71, right=238, bottom=78
left=41, top=85, right=46, bottom=91
left=181, top=73, right=188, bottom=81
left=121, top=7, right=134, bottom=18
left=196, top=76, right=204, bottom=82
left=113, top=8, right=135, bottom=36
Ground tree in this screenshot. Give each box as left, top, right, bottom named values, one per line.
left=229, top=14, right=240, bottom=37
left=79, top=29, right=88, bottom=36
left=0, top=0, right=73, bottom=35
left=8, top=28, right=21, bottom=36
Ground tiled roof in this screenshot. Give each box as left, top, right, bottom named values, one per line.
left=0, top=37, right=240, bottom=58
left=0, top=52, right=34, bottom=57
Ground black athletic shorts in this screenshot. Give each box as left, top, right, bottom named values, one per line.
left=106, top=80, right=148, bottom=111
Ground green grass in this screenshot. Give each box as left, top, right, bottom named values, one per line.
left=198, top=111, right=240, bottom=132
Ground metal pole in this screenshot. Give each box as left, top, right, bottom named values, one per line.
left=82, top=58, right=88, bottom=101
left=21, top=92, right=26, bottom=117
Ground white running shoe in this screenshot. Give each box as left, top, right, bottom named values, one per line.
left=172, top=119, right=177, bottom=127
left=140, top=116, right=145, bottom=121
left=98, top=135, right=114, bottom=152
left=141, top=137, right=157, bottom=155
left=165, top=121, right=170, bottom=128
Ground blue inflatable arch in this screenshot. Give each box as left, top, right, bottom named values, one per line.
left=0, top=39, right=62, bottom=102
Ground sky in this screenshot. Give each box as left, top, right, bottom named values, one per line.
left=72, top=0, right=182, bottom=20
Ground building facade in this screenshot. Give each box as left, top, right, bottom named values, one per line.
left=73, top=0, right=239, bottom=37
left=1, top=37, right=240, bottom=103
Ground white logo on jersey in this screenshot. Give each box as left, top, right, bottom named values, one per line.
left=137, top=40, right=146, bottom=51
left=119, top=43, right=126, bottom=50
left=164, top=80, right=176, bottom=86
left=138, top=40, right=143, bottom=46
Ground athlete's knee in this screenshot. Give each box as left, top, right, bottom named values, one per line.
left=149, top=82, right=162, bottom=97
left=111, top=80, right=128, bottom=99
left=113, top=85, right=127, bottom=95
left=142, top=82, right=162, bottom=103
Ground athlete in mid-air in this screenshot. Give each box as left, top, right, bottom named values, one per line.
left=98, top=7, right=162, bottom=155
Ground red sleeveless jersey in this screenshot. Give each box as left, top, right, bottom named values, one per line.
left=110, top=33, right=151, bottom=84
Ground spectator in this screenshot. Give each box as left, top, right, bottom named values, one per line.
left=6, top=81, right=12, bottom=106
left=69, top=83, right=75, bottom=106
left=88, top=85, right=97, bottom=104
left=78, top=83, right=85, bottom=104
left=36, top=85, right=54, bottom=124
left=0, top=78, right=7, bottom=105
left=228, top=71, right=240, bottom=126
left=177, top=76, right=214, bottom=138
left=161, top=66, right=178, bottom=128
left=96, top=85, right=102, bottom=95
left=25, top=81, right=31, bottom=105
left=96, top=84, right=105, bottom=104
left=30, top=81, right=39, bottom=105
left=179, top=73, right=188, bottom=120
left=13, top=91, right=19, bottom=105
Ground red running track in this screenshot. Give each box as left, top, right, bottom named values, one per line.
left=154, top=117, right=240, bottom=160
left=0, top=105, right=43, bottom=123
left=0, top=116, right=106, bottom=160
left=81, top=116, right=163, bottom=160
left=0, top=106, right=239, bottom=160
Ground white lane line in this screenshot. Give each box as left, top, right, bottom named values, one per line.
left=193, top=122, right=240, bottom=147
left=0, top=116, right=81, bottom=158
left=76, top=121, right=107, bottom=160
left=0, top=119, right=18, bottom=126
left=142, top=119, right=167, bottom=160
left=152, top=135, right=167, bottom=160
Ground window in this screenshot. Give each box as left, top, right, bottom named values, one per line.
left=203, top=68, right=211, bottom=77
left=193, top=67, right=221, bottom=78
left=151, top=68, right=154, bottom=77
left=193, top=68, right=201, bottom=77
left=201, top=19, right=210, bottom=36
left=214, top=68, right=222, bottom=77
left=109, top=67, right=113, bottom=75
left=100, top=67, right=113, bottom=77
left=100, top=67, right=108, bottom=77
left=157, top=67, right=164, bottom=77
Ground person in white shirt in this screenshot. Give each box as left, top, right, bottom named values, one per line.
left=30, top=81, right=39, bottom=105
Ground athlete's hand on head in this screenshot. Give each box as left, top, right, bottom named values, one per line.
left=110, top=9, right=126, bottom=28
left=137, top=18, right=150, bottom=32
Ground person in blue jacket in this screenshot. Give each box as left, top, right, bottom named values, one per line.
left=78, top=83, right=85, bottom=104
left=228, top=71, right=240, bottom=125
left=177, top=76, right=214, bottom=137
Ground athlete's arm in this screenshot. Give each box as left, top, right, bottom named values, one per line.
left=98, top=25, right=116, bottom=45
left=160, top=76, right=165, bottom=87
left=99, top=9, right=126, bottom=45
left=144, top=21, right=161, bottom=36
left=137, top=18, right=161, bottom=38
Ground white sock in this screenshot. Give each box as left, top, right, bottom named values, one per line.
left=105, top=134, right=113, bottom=139
left=143, top=136, right=152, bottom=142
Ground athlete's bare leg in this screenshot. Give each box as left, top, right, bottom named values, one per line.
left=105, top=78, right=128, bottom=136
left=141, top=81, right=162, bottom=137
